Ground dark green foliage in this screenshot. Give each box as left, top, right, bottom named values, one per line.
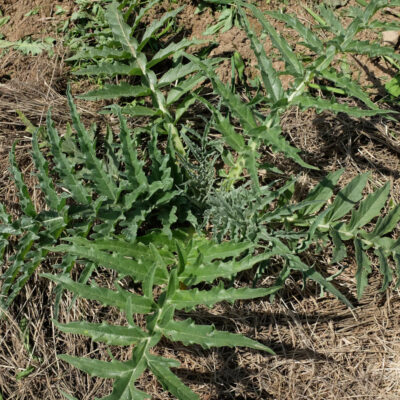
left=0, top=89, right=192, bottom=313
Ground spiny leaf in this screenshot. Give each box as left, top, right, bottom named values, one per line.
left=73, top=62, right=141, bottom=77
left=1, top=231, right=38, bottom=303
left=301, top=169, right=344, bottom=216
left=9, top=142, right=36, bottom=217
left=181, top=253, right=270, bottom=286
left=58, top=355, right=136, bottom=379
left=292, top=95, right=393, bottom=117
left=67, top=87, right=119, bottom=202
left=163, top=319, right=274, bottom=353
left=345, top=182, right=390, bottom=232
left=330, top=226, right=347, bottom=263
left=49, top=240, right=169, bottom=284
left=46, top=111, right=91, bottom=204
left=148, top=39, right=200, bottom=68
left=239, top=7, right=284, bottom=103
left=267, top=11, right=323, bottom=53
left=320, top=68, right=378, bottom=110
left=32, top=131, right=64, bottom=211
left=354, top=237, right=372, bottom=299
left=116, top=107, right=148, bottom=189
left=236, top=0, right=303, bottom=75
left=67, top=48, right=129, bottom=61
left=376, top=247, right=392, bottom=292
left=147, top=355, right=199, bottom=400
left=318, top=4, right=344, bottom=35
left=365, top=204, right=400, bottom=240
left=285, top=252, right=353, bottom=308
left=106, top=1, right=140, bottom=61
left=101, top=342, right=150, bottom=400
left=119, top=105, right=160, bottom=117
left=323, top=173, right=369, bottom=224
left=53, top=320, right=147, bottom=346
left=139, top=7, right=184, bottom=51
left=171, top=283, right=280, bottom=310
left=79, top=83, right=151, bottom=101
left=43, top=274, right=155, bottom=314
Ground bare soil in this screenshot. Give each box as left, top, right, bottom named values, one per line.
left=1, top=1, right=400, bottom=399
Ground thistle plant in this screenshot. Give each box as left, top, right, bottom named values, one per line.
left=207, top=169, right=400, bottom=302
left=43, top=232, right=277, bottom=400
left=2, top=0, right=400, bottom=398
left=0, top=88, right=191, bottom=312
left=197, top=0, right=400, bottom=187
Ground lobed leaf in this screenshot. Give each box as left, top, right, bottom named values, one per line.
left=43, top=274, right=155, bottom=314
left=79, top=83, right=151, bottom=101
left=53, top=320, right=148, bottom=346
left=163, top=319, right=274, bottom=353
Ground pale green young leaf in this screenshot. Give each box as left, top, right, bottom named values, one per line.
left=53, top=320, right=147, bottom=346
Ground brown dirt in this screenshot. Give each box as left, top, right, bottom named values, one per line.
left=2, top=0, right=400, bottom=399
left=0, top=0, right=73, bottom=41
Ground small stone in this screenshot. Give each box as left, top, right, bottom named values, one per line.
left=382, top=31, right=400, bottom=47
